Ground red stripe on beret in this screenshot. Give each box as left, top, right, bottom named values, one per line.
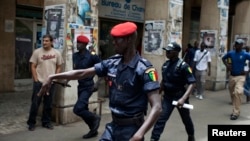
left=77, top=35, right=89, bottom=43
left=110, top=22, right=137, bottom=37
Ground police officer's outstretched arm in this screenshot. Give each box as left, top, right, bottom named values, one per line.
left=38, top=67, right=96, bottom=96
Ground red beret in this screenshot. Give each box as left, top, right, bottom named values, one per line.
left=77, top=35, right=89, bottom=43
left=110, top=22, right=137, bottom=37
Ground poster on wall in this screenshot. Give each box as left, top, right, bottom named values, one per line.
left=76, top=0, right=91, bottom=25
left=200, top=30, right=217, bottom=48
left=143, top=20, right=165, bottom=55
left=219, top=36, right=227, bottom=57
left=217, top=0, right=229, bottom=9
left=168, top=0, right=183, bottom=32
left=234, top=34, right=250, bottom=47
left=45, top=4, right=66, bottom=53
left=170, top=32, right=182, bottom=47
left=74, top=26, right=93, bottom=53
left=46, top=9, right=62, bottom=38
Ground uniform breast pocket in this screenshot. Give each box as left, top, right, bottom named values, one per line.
left=172, top=71, right=182, bottom=81
left=113, top=80, right=135, bottom=105
left=122, top=79, right=135, bottom=94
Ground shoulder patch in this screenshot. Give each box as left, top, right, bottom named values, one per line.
left=187, top=66, right=192, bottom=73
left=145, top=68, right=156, bottom=73
left=145, top=68, right=158, bottom=81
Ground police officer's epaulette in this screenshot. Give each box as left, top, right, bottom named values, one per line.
left=108, top=54, right=123, bottom=59
left=176, top=59, right=186, bottom=70
left=139, top=57, right=152, bottom=67
left=90, top=51, right=96, bottom=55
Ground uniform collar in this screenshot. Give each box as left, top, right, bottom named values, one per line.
left=127, top=52, right=140, bottom=68
left=118, top=52, right=140, bottom=71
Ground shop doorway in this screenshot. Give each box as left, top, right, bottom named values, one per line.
left=14, top=19, right=42, bottom=91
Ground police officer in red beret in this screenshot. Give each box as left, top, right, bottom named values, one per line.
left=39, top=22, right=162, bottom=141
left=72, top=35, right=101, bottom=138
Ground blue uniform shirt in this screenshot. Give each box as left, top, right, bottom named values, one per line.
left=162, top=58, right=196, bottom=94
left=94, top=53, right=160, bottom=117
left=73, top=50, right=101, bottom=87
left=222, top=50, right=250, bottom=76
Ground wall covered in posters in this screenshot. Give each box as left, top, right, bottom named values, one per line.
left=66, top=0, right=99, bottom=55
left=143, top=20, right=165, bottom=55
left=167, top=0, right=183, bottom=49
left=44, top=4, right=66, bottom=53
left=218, top=0, right=229, bottom=56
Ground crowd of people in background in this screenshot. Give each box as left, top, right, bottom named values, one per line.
left=27, top=21, right=250, bottom=141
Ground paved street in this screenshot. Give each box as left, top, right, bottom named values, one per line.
left=0, top=89, right=250, bottom=141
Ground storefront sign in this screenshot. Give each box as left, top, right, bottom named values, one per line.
left=99, top=0, right=145, bottom=23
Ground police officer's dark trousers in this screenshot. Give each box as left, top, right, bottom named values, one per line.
left=151, top=94, right=195, bottom=141
left=99, top=114, right=144, bottom=141
left=73, top=86, right=97, bottom=129
left=27, top=81, right=55, bottom=126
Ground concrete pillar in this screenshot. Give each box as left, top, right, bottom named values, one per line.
left=144, top=0, right=184, bottom=80
left=144, top=0, right=169, bottom=80
left=199, top=0, right=228, bottom=90
left=182, top=0, right=192, bottom=55
left=0, top=0, right=15, bottom=92
left=233, top=0, right=250, bottom=45
left=44, top=0, right=99, bottom=124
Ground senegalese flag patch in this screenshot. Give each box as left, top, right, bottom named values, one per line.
left=187, top=67, right=192, bottom=73
left=146, top=68, right=158, bottom=81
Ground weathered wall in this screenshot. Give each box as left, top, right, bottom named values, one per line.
left=199, top=0, right=227, bottom=90
left=0, top=0, right=44, bottom=92
left=0, top=0, right=16, bottom=92
left=44, top=0, right=100, bottom=124
left=144, top=0, right=169, bottom=80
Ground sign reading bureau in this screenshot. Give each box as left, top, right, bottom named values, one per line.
left=99, top=0, right=145, bottom=23
left=208, top=125, right=250, bottom=140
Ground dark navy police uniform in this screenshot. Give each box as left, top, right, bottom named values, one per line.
left=94, top=53, right=160, bottom=141
left=151, top=58, right=196, bottom=141
left=72, top=50, right=101, bottom=128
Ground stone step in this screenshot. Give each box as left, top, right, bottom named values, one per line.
left=14, top=79, right=33, bottom=92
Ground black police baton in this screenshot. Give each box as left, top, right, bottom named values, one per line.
left=52, top=81, right=71, bottom=87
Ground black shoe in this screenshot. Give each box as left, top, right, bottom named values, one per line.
left=82, top=130, right=98, bottom=139
left=188, top=135, right=195, bottom=141
left=230, top=114, right=238, bottom=120
left=91, top=115, right=101, bottom=132
left=42, top=123, right=54, bottom=130
left=28, top=124, right=35, bottom=131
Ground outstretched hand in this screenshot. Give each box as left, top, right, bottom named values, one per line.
left=37, top=77, right=53, bottom=96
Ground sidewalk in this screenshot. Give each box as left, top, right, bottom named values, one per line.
left=0, top=89, right=250, bottom=141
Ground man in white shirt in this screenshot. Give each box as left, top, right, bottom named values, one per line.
left=193, top=42, right=211, bottom=99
